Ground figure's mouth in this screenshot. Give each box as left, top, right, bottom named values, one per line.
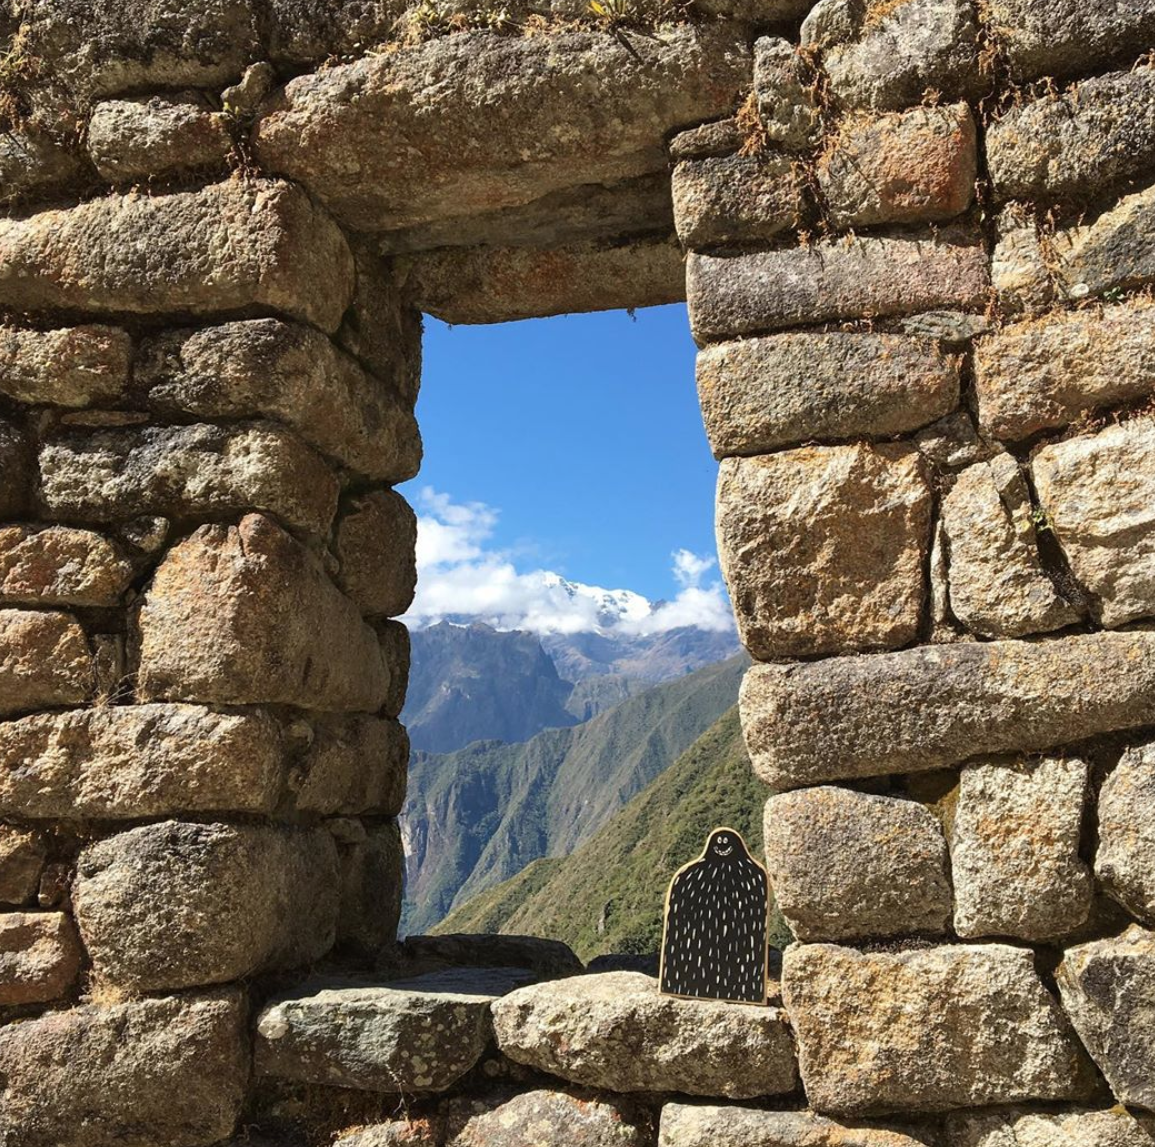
left=715, top=845, right=733, bottom=856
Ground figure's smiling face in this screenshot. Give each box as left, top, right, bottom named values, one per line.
left=709, top=832, right=734, bottom=858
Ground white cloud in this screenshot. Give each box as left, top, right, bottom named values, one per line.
left=403, top=487, right=734, bottom=636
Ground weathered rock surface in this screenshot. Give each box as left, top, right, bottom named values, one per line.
left=975, top=302, right=1155, bottom=440
left=0, top=128, right=84, bottom=207
left=492, top=971, right=797, bottom=1098
left=335, top=490, right=418, bottom=618
left=0, top=180, right=354, bottom=332
left=337, top=1122, right=439, bottom=1147
left=0, top=988, right=248, bottom=1147
left=0, top=911, right=82, bottom=1004
left=0, top=418, right=31, bottom=518
left=0, top=324, right=130, bottom=408
left=294, top=715, right=408, bottom=817
left=945, top=1105, right=1155, bottom=1147
left=406, top=235, right=685, bottom=325
left=740, top=630, right=1155, bottom=789
left=253, top=26, right=750, bottom=232
left=337, top=821, right=404, bottom=957
left=0, top=608, right=93, bottom=717
left=400, top=932, right=583, bottom=980
left=764, top=787, right=951, bottom=941
left=819, top=104, right=976, bottom=228
left=915, top=410, right=997, bottom=471
left=1053, top=182, right=1155, bottom=302
left=1057, top=927, right=1155, bottom=1111
left=86, top=93, right=232, bottom=182
left=376, top=618, right=411, bottom=719
left=73, top=819, right=339, bottom=991
left=659, top=1105, right=935, bottom=1147
left=717, top=444, right=931, bottom=659
left=0, top=704, right=284, bottom=819
left=988, top=69, right=1155, bottom=205
left=1033, top=418, right=1155, bottom=627
left=138, top=319, right=421, bottom=482
left=992, top=204, right=1053, bottom=314
left=754, top=37, right=821, bottom=151
left=0, top=826, right=46, bottom=905
left=0, top=525, right=134, bottom=607
left=1097, top=741, right=1155, bottom=925
left=39, top=422, right=339, bottom=537
left=669, top=118, right=743, bottom=161
left=256, top=969, right=514, bottom=1092
left=783, top=942, right=1096, bottom=1115
left=673, top=154, right=801, bottom=249
left=951, top=756, right=1092, bottom=941
left=688, top=231, right=988, bottom=340
left=136, top=514, right=390, bottom=711
left=942, top=454, right=1080, bottom=638
left=448, top=1089, right=650, bottom=1147
left=802, top=0, right=981, bottom=111
left=697, top=333, right=958, bottom=458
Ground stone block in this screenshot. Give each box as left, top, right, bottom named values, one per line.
left=73, top=820, right=339, bottom=991
left=783, top=942, right=1096, bottom=1115
left=337, top=821, right=404, bottom=956
left=669, top=118, right=742, bottom=161
left=0, top=608, right=93, bottom=717
left=1057, top=927, right=1155, bottom=1111
left=0, top=704, right=284, bottom=819
left=819, top=103, right=976, bottom=228
left=376, top=619, right=411, bottom=719
left=492, top=971, right=798, bottom=1098
left=697, top=332, right=958, bottom=458
left=717, top=443, right=931, bottom=659
left=1033, top=418, right=1155, bottom=627
left=672, top=154, right=802, bottom=249
left=0, top=128, right=83, bottom=207
left=763, top=786, right=951, bottom=942
left=39, top=422, right=339, bottom=537
left=988, top=69, right=1155, bottom=205
left=400, top=932, right=583, bottom=979
left=945, top=1105, right=1155, bottom=1147
left=86, top=93, right=232, bottom=182
left=688, top=230, right=988, bottom=340
left=252, top=26, right=750, bottom=232
left=406, top=235, right=685, bottom=325
left=984, top=0, right=1155, bottom=81
left=740, top=630, right=1155, bottom=790
left=0, top=180, right=354, bottom=332
left=914, top=410, right=997, bottom=471
left=0, top=911, right=82, bottom=1005
left=136, top=514, right=389, bottom=711
left=951, top=756, right=1092, bottom=941
left=256, top=968, right=510, bottom=1092
left=0, top=525, right=135, bottom=608
left=334, top=489, right=418, bottom=617
left=1097, top=741, right=1155, bottom=925
left=295, top=715, right=408, bottom=816
left=659, top=1105, right=935, bottom=1147
left=138, top=319, right=421, bottom=482
left=1053, top=183, right=1155, bottom=302
left=0, top=988, right=249, bottom=1147
left=0, top=825, right=46, bottom=905
left=0, top=418, right=31, bottom=518
left=975, top=302, right=1155, bottom=441
left=754, top=37, right=821, bottom=151
left=992, top=204, right=1053, bottom=314
left=448, top=1089, right=650, bottom=1147
left=802, top=0, right=981, bottom=111
left=942, top=454, right=1080, bottom=638
left=0, top=324, right=131, bottom=407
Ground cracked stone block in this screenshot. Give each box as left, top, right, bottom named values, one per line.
left=717, top=443, right=931, bottom=659
left=942, top=454, right=1081, bottom=638
left=73, top=819, right=339, bottom=991
left=740, top=630, right=1155, bottom=790
left=1096, top=740, right=1155, bottom=925
left=0, top=704, right=285, bottom=820
left=1033, top=418, right=1155, bottom=628
left=697, top=333, right=958, bottom=459
left=951, top=756, right=1093, bottom=941
left=334, top=490, right=419, bottom=618
left=0, top=988, right=248, bottom=1147
left=492, top=971, right=798, bottom=1099
left=0, top=525, right=135, bottom=608
left=138, top=319, right=421, bottom=483
left=783, top=942, right=1096, bottom=1115
left=0, top=180, right=354, bottom=332
left=1057, top=926, right=1155, bottom=1111
left=764, top=786, right=951, bottom=942
left=819, top=103, right=976, bottom=228
left=0, top=324, right=131, bottom=408
left=136, top=514, right=390, bottom=711
left=0, top=608, right=93, bottom=718
left=0, top=825, right=47, bottom=905
left=659, top=1105, right=936, bottom=1147
left=0, top=911, right=82, bottom=1005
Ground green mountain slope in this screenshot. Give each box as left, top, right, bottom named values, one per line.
left=432, top=705, right=786, bottom=961
left=402, top=654, right=748, bottom=935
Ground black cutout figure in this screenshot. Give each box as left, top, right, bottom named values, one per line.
left=659, top=827, right=768, bottom=1004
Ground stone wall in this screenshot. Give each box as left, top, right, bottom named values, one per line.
left=1, top=0, right=1155, bottom=1144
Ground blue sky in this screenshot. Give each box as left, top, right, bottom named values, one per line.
left=397, top=303, right=733, bottom=634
